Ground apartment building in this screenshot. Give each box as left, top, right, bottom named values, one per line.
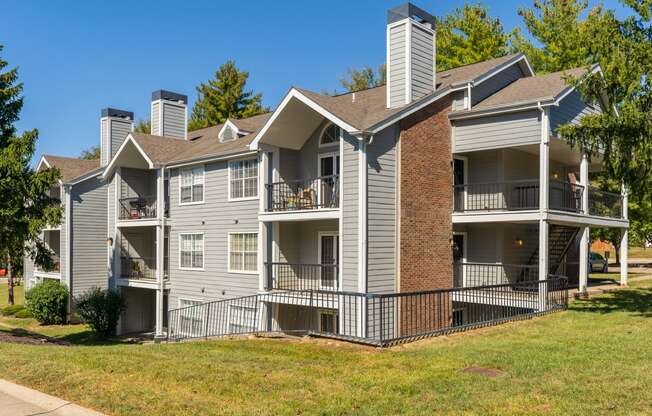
left=25, top=3, right=628, bottom=342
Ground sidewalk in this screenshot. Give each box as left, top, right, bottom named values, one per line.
left=0, top=379, right=105, bottom=416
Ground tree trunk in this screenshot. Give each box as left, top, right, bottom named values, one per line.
left=613, top=241, right=620, bottom=265
left=7, top=254, right=14, bottom=306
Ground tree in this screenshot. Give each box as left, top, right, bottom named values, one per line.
left=340, top=64, right=386, bottom=92
left=511, top=0, right=596, bottom=73
left=188, top=60, right=267, bottom=131
left=134, top=118, right=151, bottom=134
left=79, top=145, right=100, bottom=160
left=0, top=44, right=62, bottom=305
left=436, top=3, right=510, bottom=71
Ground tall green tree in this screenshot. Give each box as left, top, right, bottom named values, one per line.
left=511, top=0, right=597, bottom=73
left=134, top=118, right=151, bottom=134
left=437, top=3, right=510, bottom=71
left=340, top=64, right=386, bottom=92
left=79, top=145, right=100, bottom=160
left=0, top=44, right=62, bottom=305
left=188, top=60, right=267, bottom=131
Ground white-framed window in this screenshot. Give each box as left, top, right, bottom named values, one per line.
left=228, top=232, right=258, bottom=273
left=179, top=166, right=205, bottom=205
left=179, top=233, right=204, bottom=270
left=319, top=123, right=340, bottom=147
left=178, top=298, right=204, bottom=337
left=228, top=304, right=257, bottom=333
left=228, top=159, right=258, bottom=200
left=318, top=310, right=339, bottom=333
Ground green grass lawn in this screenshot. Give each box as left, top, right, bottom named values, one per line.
left=0, top=281, right=24, bottom=308
left=0, top=281, right=651, bottom=415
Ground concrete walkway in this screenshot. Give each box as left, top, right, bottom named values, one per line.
left=0, top=380, right=105, bottom=416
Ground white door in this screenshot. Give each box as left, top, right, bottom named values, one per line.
left=319, top=233, right=339, bottom=289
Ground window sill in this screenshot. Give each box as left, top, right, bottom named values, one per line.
left=228, top=196, right=259, bottom=202
left=227, top=269, right=259, bottom=275
left=178, top=201, right=205, bottom=207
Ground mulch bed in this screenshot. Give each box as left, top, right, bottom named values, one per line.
left=0, top=329, right=70, bottom=346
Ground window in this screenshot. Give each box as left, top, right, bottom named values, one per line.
left=180, top=233, right=204, bottom=269
left=180, top=166, right=204, bottom=204
left=228, top=304, right=257, bottom=333
left=318, top=310, right=338, bottom=333
left=229, top=159, right=258, bottom=200
left=229, top=233, right=258, bottom=273
left=319, top=123, right=340, bottom=147
left=179, top=299, right=204, bottom=336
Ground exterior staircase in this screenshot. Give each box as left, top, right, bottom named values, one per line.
left=522, top=225, right=579, bottom=278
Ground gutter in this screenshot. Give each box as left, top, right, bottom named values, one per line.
left=448, top=97, right=557, bottom=120
left=165, top=149, right=258, bottom=169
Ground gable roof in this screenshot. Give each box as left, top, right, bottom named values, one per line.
left=474, top=67, right=589, bottom=110
left=269, top=54, right=527, bottom=133
left=41, top=155, right=101, bottom=183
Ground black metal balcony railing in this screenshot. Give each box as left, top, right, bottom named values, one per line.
left=453, top=262, right=539, bottom=287
left=265, top=262, right=339, bottom=291
left=119, top=197, right=157, bottom=220
left=120, top=256, right=156, bottom=280
left=266, top=175, right=339, bottom=212
left=588, top=187, right=623, bottom=218
left=453, top=180, right=584, bottom=213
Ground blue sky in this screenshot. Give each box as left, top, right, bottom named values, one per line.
left=1, top=0, right=631, bottom=162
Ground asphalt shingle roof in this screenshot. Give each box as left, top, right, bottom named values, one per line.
left=42, top=155, right=100, bottom=182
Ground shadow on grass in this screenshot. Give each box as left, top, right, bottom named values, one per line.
left=569, top=287, right=652, bottom=317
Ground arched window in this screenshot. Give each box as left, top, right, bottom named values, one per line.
left=319, top=123, right=339, bottom=147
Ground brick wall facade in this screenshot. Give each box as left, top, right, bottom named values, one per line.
left=398, top=97, right=454, bottom=292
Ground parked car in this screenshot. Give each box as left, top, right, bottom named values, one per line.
left=589, top=252, right=609, bottom=273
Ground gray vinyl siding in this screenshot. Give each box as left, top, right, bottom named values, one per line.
left=101, top=118, right=109, bottom=166
left=466, top=148, right=573, bottom=183
left=341, top=132, right=359, bottom=292
left=161, top=101, right=186, bottom=139
left=120, top=168, right=155, bottom=198
left=110, top=118, right=132, bottom=159
left=453, top=110, right=542, bottom=152
left=388, top=21, right=407, bottom=108
left=151, top=101, right=161, bottom=136
left=366, top=125, right=398, bottom=294
left=70, top=176, right=108, bottom=296
left=472, top=64, right=524, bottom=106
left=410, top=23, right=434, bottom=100
left=166, top=157, right=260, bottom=309
left=549, top=90, right=602, bottom=136
left=451, top=91, right=466, bottom=111
left=277, top=220, right=338, bottom=265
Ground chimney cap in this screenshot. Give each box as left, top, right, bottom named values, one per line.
left=152, top=89, right=188, bottom=104
left=387, top=3, right=436, bottom=27
left=101, top=108, right=134, bottom=120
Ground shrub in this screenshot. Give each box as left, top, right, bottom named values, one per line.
left=25, top=280, right=69, bottom=324
left=74, top=288, right=125, bottom=338
left=14, top=308, right=32, bottom=319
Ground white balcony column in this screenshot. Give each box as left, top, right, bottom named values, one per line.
left=578, top=225, right=590, bottom=294
left=580, top=152, right=589, bottom=214
left=620, top=183, right=629, bottom=286
left=539, top=107, right=550, bottom=211
left=154, top=167, right=165, bottom=339
left=538, top=219, right=549, bottom=311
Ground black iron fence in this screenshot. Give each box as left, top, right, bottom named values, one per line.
left=266, top=262, right=338, bottom=291
left=453, top=262, right=539, bottom=287
left=266, top=175, right=339, bottom=212
left=588, top=187, right=623, bottom=218
left=453, top=180, right=584, bottom=213
left=119, top=196, right=157, bottom=220
left=168, top=276, right=568, bottom=346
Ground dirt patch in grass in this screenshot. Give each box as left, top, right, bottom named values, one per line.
left=0, top=328, right=71, bottom=346
left=461, top=366, right=507, bottom=378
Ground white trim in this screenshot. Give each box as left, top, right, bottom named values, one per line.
left=338, top=130, right=344, bottom=291
left=178, top=164, right=205, bottom=206
left=318, top=122, right=340, bottom=148
left=386, top=21, right=392, bottom=109
left=64, top=185, right=72, bottom=299
left=178, top=232, right=205, bottom=271
left=357, top=139, right=368, bottom=292
left=227, top=157, right=260, bottom=202
left=317, top=151, right=339, bottom=207
left=453, top=155, right=468, bottom=210
left=101, top=134, right=154, bottom=179
left=473, top=54, right=535, bottom=86
left=258, top=209, right=340, bottom=222
left=218, top=119, right=241, bottom=142
left=37, top=157, right=63, bottom=185
left=452, top=231, right=468, bottom=286
left=227, top=231, right=259, bottom=274
left=405, top=19, right=412, bottom=106
left=250, top=88, right=358, bottom=150
left=166, top=150, right=258, bottom=169
left=317, top=231, right=339, bottom=290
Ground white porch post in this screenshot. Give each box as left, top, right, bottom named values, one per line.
left=620, top=183, right=629, bottom=286
left=538, top=107, right=550, bottom=311
left=154, top=167, right=165, bottom=339
left=578, top=153, right=590, bottom=293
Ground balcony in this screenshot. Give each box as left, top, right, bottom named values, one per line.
left=265, top=262, right=338, bottom=291
left=453, top=262, right=539, bottom=288
left=119, top=197, right=157, bottom=220
left=588, top=187, right=623, bottom=218
left=120, top=256, right=168, bottom=281
left=453, top=179, right=583, bottom=213
left=266, top=175, right=339, bottom=213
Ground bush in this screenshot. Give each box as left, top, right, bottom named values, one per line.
left=14, top=308, right=32, bottom=319
left=74, top=288, right=125, bottom=338
left=25, top=280, right=69, bottom=324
